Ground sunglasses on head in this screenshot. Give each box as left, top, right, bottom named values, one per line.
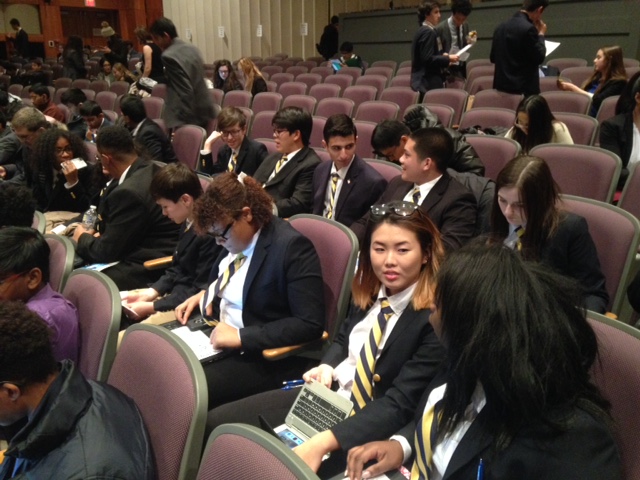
left=370, top=201, right=419, bottom=219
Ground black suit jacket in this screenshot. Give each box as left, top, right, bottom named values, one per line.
left=351, top=171, right=477, bottom=252
left=411, top=25, right=450, bottom=93
left=76, top=159, right=179, bottom=288
left=591, top=79, right=626, bottom=117
left=312, top=156, right=387, bottom=226
left=599, top=112, right=632, bottom=186
left=134, top=118, right=177, bottom=164
left=393, top=376, right=620, bottom=480
left=203, top=136, right=268, bottom=176
left=253, top=147, right=321, bottom=218
left=151, top=223, right=221, bottom=312
left=326, top=304, right=445, bottom=451
left=30, top=164, right=99, bottom=214
left=490, top=12, right=546, bottom=96
left=540, top=212, right=608, bottom=313
left=435, top=18, right=470, bottom=78
left=209, top=216, right=325, bottom=351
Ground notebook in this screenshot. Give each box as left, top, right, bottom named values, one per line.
left=262, top=381, right=353, bottom=448
left=163, top=317, right=229, bottom=364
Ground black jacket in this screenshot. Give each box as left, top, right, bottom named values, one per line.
left=0, top=360, right=155, bottom=480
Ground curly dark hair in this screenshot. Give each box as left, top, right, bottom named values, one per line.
left=0, top=184, right=37, bottom=228
left=194, top=172, right=273, bottom=234
left=0, top=301, right=57, bottom=386
left=28, top=127, right=89, bottom=177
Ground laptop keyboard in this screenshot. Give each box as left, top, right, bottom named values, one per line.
left=292, top=389, right=350, bottom=432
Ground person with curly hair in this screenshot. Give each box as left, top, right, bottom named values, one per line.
left=175, top=172, right=325, bottom=408
left=0, top=184, right=36, bottom=228
left=213, top=59, right=242, bottom=92
left=96, top=57, right=116, bottom=85
left=26, top=127, right=99, bottom=213
left=237, top=57, right=268, bottom=95
left=112, top=62, right=137, bottom=85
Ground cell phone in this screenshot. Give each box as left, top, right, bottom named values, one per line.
left=70, top=158, right=88, bottom=169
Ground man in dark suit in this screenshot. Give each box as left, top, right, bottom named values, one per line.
left=435, top=0, right=474, bottom=81
left=253, top=107, right=321, bottom=218
left=199, top=106, right=267, bottom=176
left=149, top=17, right=215, bottom=130
left=120, top=94, right=177, bottom=164
left=79, top=101, right=113, bottom=142
left=73, top=126, right=179, bottom=290
left=490, top=0, right=549, bottom=96
left=352, top=127, right=477, bottom=252
left=312, top=114, right=386, bottom=226
left=9, top=18, right=29, bottom=58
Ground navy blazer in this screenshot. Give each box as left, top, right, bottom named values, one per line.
left=151, top=223, right=221, bottom=312
left=435, top=18, right=470, bottom=78
left=210, top=136, right=268, bottom=176
left=312, top=156, right=387, bottom=227
left=490, top=12, right=546, bottom=95
left=411, top=25, right=449, bottom=93
left=326, top=304, right=445, bottom=451
left=351, top=171, right=477, bottom=252
left=209, top=216, right=325, bottom=351
left=599, top=112, right=632, bottom=186
left=134, top=118, right=178, bottom=164
left=393, top=376, right=620, bottom=480
left=253, top=146, right=321, bottom=218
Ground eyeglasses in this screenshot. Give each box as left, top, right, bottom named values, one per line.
left=273, top=128, right=290, bottom=137
left=219, top=69, right=229, bottom=75
left=221, top=129, right=243, bottom=138
left=208, top=220, right=235, bottom=241
left=55, top=146, right=74, bottom=156
left=0, top=380, right=24, bottom=388
left=0, top=272, right=26, bottom=286
left=370, top=201, right=419, bottom=219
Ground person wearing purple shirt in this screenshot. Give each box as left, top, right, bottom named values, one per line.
left=0, top=227, right=79, bottom=362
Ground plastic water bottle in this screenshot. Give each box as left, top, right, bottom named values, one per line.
left=82, top=205, right=98, bottom=229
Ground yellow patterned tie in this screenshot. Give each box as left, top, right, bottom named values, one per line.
left=410, top=399, right=443, bottom=480
left=411, top=186, right=421, bottom=204
left=351, top=298, right=394, bottom=412
left=228, top=152, right=238, bottom=172
left=275, top=155, right=288, bottom=174
left=200, top=253, right=246, bottom=313
left=326, top=173, right=340, bottom=219
left=516, top=226, right=525, bottom=252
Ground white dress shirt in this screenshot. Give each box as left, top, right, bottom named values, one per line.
left=402, top=174, right=443, bottom=205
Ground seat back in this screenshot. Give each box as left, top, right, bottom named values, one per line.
left=109, top=324, right=208, bottom=480
left=353, top=120, right=377, bottom=159
left=553, top=112, right=598, bottom=146
left=560, top=195, right=640, bottom=315
left=262, top=65, right=283, bottom=77
left=380, top=87, right=419, bottom=115
left=210, top=88, right=224, bottom=106
left=531, top=144, right=621, bottom=203
left=315, top=97, right=355, bottom=118
left=471, top=89, right=523, bottom=110
left=423, top=88, right=468, bottom=125
left=559, top=66, right=595, bottom=87
left=355, top=100, right=399, bottom=123
left=355, top=74, right=388, bottom=98
left=53, top=77, right=73, bottom=90
left=286, top=66, right=309, bottom=77
left=62, top=269, right=121, bottom=381
left=109, top=81, right=131, bottom=96
left=269, top=73, right=295, bottom=89
left=309, top=116, right=326, bottom=149
left=336, top=66, right=362, bottom=81
left=619, top=163, right=640, bottom=221
left=467, top=75, right=494, bottom=95
left=464, top=65, right=495, bottom=92
left=142, top=96, right=165, bottom=119
left=370, top=61, right=397, bottom=73
left=289, top=215, right=359, bottom=341
left=221, top=90, right=252, bottom=108
left=249, top=110, right=277, bottom=140
left=458, top=107, right=516, bottom=130
left=95, top=90, right=118, bottom=111
left=294, top=73, right=322, bottom=91
left=309, top=83, right=342, bottom=103
left=324, top=74, right=353, bottom=92
left=546, top=57, right=588, bottom=71
left=541, top=91, right=592, bottom=115
left=197, top=424, right=319, bottom=480
left=587, top=311, right=640, bottom=479
left=390, top=74, right=411, bottom=88
left=71, top=78, right=90, bottom=89
left=151, top=83, right=168, bottom=100
left=278, top=81, right=308, bottom=98
left=343, top=85, right=377, bottom=112
left=89, top=79, right=109, bottom=93
left=364, top=158, right=402, bottom=182
left=420, top=103, right=455, bottom=128
left=539, top=76, right=562, bottom=92
left=282, top=94, right=317, bottom=114
left=173, top=125, right=206, bottom=170
left=465, top=134, right=521, bottom=182
left=251, top=92, right=283, bottom=114
left=309, top=66, right=333, bottom=81
left=44, top=234, right=75, bottom=292
left=596, top=95, right=620, bottom=124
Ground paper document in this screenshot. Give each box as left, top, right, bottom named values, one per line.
left=171, top=326, right=222, bottom=360
left=545, top=40, right=560, bottom=57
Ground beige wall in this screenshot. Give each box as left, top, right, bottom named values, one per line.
left=3, top=5, right=42, bottom=35
left=161, top=0, right=331, bottom=63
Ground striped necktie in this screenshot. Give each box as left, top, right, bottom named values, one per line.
left=326, top=173, right=340, bottom=219
left=228, top=152, right=238, bottom=172
left=411, top=186, right=421, bottom=205
left=351, top=298, right=394, bottom=412
left=275, top=155, right=287, bottom=174
left=200, top=253, right=246, bottom=314
left=515, top=226, right=525, bottom=252
left=411, top=399, right=444, bottom=480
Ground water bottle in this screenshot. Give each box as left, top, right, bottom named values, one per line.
left=82, top=205, right=98, bottom=230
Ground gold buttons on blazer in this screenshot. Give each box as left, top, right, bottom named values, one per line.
left=373, top=374, right=381, bottom=383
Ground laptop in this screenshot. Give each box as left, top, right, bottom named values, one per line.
left=261, top=381, right=353, bottom=448
left=163, top=316, right=231, bottom=364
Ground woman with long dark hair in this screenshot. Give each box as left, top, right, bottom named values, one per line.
left=504, top=95, right=573, bottom=153
left=213, top=59, right=242, bottom=92
left=558, top=45, right=627, bottom=116
left=490, top=155, right=608, bottom=312
left=62, top=36, right=86, bottom=80
left=344, top=243, right=621, bottom=480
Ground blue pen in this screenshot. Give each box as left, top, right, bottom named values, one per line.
left=282, top=379, right=305, bottom=387
left=281, top=384, right=304, bottom=391
left=476, top=458, right=484, bottom=480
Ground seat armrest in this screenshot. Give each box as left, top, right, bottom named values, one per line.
left=263, top=331, right=329, bottom=360
left=143, top=256, right=173, bottom=270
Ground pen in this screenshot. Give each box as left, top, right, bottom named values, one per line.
left=282, top=379, right=305, bottom=387
left=476, top=458, right=484, bottom=480
left=281, top=384, right=304, bottom=391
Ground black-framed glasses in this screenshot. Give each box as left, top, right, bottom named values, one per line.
left=370, top=201, right=419, bottom=219
left=208, top=220, right=235, bottom=241
left=273, top=128, right=290, bottom=137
